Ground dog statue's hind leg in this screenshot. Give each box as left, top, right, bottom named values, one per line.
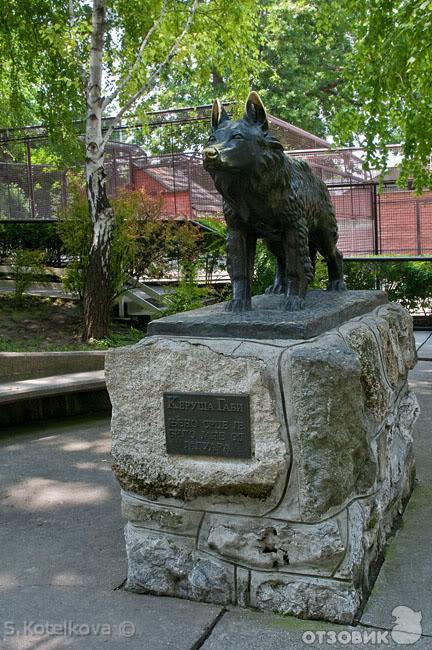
left=316, top=228, right=346, bottom=292
left=283, top=218, right=313, bottom=311
left=264, top=239, right=287, bottom=295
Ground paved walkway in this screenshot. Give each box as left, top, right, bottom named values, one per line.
left=0, top=349, right=431, bottom=648
left=416, top=330, right=432, bottom=360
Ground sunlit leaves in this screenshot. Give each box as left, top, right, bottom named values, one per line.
left=323, top=0, right=432, bottom=190
left=252, top=0, right=352, bottom=137
left=0, top=0, right=259, bottom=161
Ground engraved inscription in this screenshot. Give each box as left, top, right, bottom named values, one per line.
left=164, top=392, right=251, bottom=458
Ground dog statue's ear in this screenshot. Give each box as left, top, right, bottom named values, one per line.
left=211, top=99, right=230, bottom=131
left=245, top=91, right=268, bottom=132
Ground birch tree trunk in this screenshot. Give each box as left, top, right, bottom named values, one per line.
left=81, top=0, right=199, bottom=340
left=82, top=0, right=114, bottom=340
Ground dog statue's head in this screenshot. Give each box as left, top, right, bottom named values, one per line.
left=203, top=91, right=284, bottom=176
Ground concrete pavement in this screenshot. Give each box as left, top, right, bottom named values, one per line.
left=415, top=331, right=432, bottom=360
left=0, top=416, right=221, bottom=649
left=0, top=358, right=431, bottom=649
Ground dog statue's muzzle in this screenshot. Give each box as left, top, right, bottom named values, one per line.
left=203, top=147, right=220, bottom=163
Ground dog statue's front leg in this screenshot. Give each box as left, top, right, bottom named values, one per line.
left=226, top=226, right=256, bottom=312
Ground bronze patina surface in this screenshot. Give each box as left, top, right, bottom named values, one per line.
left=164, top=392, right=251, bottom=459
left=203, top=91, right=346, bottom=312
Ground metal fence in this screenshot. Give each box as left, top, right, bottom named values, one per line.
left=1, top=121, right=431, bottom=258
left=326, top=181, right=432, bottom=257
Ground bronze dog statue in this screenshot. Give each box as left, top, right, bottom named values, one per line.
left=203, top=91, right=346, bottom=311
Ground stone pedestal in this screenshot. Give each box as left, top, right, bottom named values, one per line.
left=105, top=291, right=419, bottom=624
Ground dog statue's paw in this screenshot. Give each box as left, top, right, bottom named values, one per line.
left=265, top=282, right=286, bottom=295
left=226, top=298, right=252, bottom=313
left=327, top=279, right=347, bottom=292
left=284, top=295, right=305, bottom=311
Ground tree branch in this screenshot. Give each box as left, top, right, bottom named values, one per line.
left=69, top=0, right=88, bottom=86
left=316, top=79, right=343, bottom=95
left=103, top=0, right=169, bottom=110
left=103, top=0, right=199, bottom=144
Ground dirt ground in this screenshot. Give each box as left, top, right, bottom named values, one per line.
left=0, top=294, right=145, bottom=351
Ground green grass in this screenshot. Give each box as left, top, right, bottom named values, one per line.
left=0, top=294, right=146, bottom=351
left=0, top=331, right=144, bottom=352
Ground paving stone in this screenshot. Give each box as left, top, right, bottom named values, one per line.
left=360, top=362, right=432, bottom=635
left=200, top=609, right=431, bottom=650
left=0, top=586, right=222, bottom=649
left=414, top=330, right=431, bottom=349
left=0, top=416, right=222, bottom=649
left=0, top=416, right=124, bottom=589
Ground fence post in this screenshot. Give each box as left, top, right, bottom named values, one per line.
left=170, top=124, right=178, bottom=219
left=416, top=201, right=422, bottom=255
left=128, top=152, right=134, bottom=188
left=26, top=139, right=36, bottom=220
left=112, top=145, right=117, bottom=195
left=187, top=157, right=192, bottom=221
left=61, top=171, right=67, bottom=211
left=372, top=182, right=379, bottom=255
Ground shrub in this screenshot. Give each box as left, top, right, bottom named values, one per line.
left=9, top=248, right=47, bottom=305
left=55, top=176, right=92, bottom=299
left=313, top=257, right=432, bottom=313
left=0, top=222, right=62, bottom=265
left=0, top=183, right=33, bottom=220
left=57, top=179, right=202, bottom=307
left=162, top=281, right=209, bottom=315
left=194, top=217, right=227, bottom=283
left=161, top=263, right=213, bottom=316
left=375, top=261, right=432, bottom=314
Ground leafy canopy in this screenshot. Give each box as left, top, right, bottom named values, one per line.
left=153, top=1, right=353, bottom=139
left=256, top=0, right=351, bottom=138
left=0, top=0, right=260, bottom=161
left=320, top=0, right=432, bottom=189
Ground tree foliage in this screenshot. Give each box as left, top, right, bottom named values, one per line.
left=0, top=0, right=85, bottom=161
left=152, top=1, right=352, bottom=139
left=1, top=0, right=261, bottom=338
left=256, top=1, right=351, bottom=138
left=319, top=0, right=432, bottom=189
left=57, top=178, right=201, bottom=301
left=0, top=0, right=259, bottom=142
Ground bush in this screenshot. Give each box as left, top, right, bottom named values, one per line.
left=57, top=179, right=202, bottom=305
left=162, top=279, right=210, bottom=315
left=374, top=260, right=432, bottom=313
left=0, top=222, right=62, bottom=265
left=195, top=217, right=227, bottom=283
left=313, top=257, right=432, bottom=313
left=252, top=241, right=277, bottom=295
left=9, top=248, right=47, bottom=305
left=55, top=176, right=91, bottom=299
left=0, top=183, right=33, bottom=220
left=161, top=263, right=213, bottom=316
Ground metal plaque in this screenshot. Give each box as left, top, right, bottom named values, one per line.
left=163, top=392, right=251, bottom=459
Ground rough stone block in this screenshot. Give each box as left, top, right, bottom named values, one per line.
left=106, top=292, right=418, bottom=623
left=250, top=572, right=361, bottom=624
left=199, top=513, right=345, bottom=573
left=108, top=335, right=289, bottom=514
left=122, top=492, right=203, bottom=536
left=278, top=333, right=377, bottom=521
left=125, top=524, right=234, bottom=605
